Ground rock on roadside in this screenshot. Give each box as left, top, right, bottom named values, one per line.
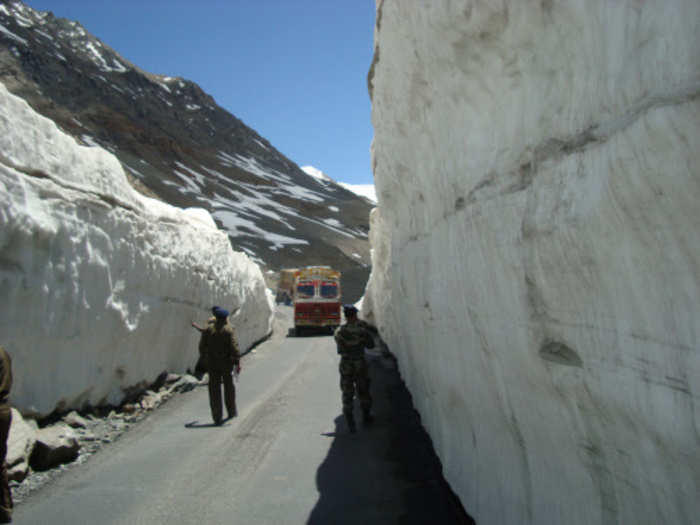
left=7, top=409, right=38, bottom=482
left=64, top=411, right=90, bottom=429
left=29, top=424, right=80, bottom=471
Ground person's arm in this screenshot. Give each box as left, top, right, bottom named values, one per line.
left=230, top=328, right=241, bottom=373
left=335, top=327, right=359, bottom=355
left=191, top=321, right=205, bottom=332
left=198, top=329, right=209, bottom=359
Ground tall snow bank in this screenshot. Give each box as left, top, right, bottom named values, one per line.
left=365, top=1, right=700, bottom=524
left=0, top=82, right=273, bottom=417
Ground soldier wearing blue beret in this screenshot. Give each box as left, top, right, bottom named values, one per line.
left=198, top=308, right=240, bottom=425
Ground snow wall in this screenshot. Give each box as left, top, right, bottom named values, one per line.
left=363, top=2, right=700, bottom=524
left=0, top=83, right=274, bottom=417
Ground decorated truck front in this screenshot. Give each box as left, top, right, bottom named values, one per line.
left=293, top=266, right=341, bottom=333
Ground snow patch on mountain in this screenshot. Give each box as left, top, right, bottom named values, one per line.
left=300, top=165, right=331, bottom=181
left=338, top=183, right=376, bottom=203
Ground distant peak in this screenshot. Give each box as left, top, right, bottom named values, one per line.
left=301, top=165, right=331, bottom=181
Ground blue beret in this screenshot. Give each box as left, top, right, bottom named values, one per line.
left=343, top=304, right=358, bottom=314
left=211, top=305, right=221, bottom=315
left=213, top=307, right=229, bottom=318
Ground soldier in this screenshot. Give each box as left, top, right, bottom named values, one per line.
left=191, top=305, right=220, bottom=333
left=334, top=305, right=375, bottom=433
left=191, top=306, right=220, bottom=379
left=198, top=308, right=241, bottom=425
left=0, top=346, right=12, bottom=523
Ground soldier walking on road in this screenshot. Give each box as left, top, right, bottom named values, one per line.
left=198, top=308, right=241, bottom=425
left=334, top=305, right=375, bottom=433
left=0, top=346, right=13, bottom=523
left=191, top=306, right=220, bottom=379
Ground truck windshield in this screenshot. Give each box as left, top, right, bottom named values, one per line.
left=320, top=282, right=338, bottom=298
left=296, top=282, right=315, bottom=298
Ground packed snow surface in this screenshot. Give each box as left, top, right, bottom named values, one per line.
left=364, top=1, right=700, bottom=524
left=0, top=82, right=274, bottom=417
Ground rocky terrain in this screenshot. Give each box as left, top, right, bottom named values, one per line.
left=0, top=0, right=373, bottom=302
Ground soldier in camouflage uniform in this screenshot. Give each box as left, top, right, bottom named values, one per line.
left=198, top=308, right=241, bottom=425
left=334, top=305, right=375, bottom=433
left=0, top=346, right=12, bottom=523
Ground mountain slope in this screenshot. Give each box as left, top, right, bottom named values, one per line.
left=0, top=0, right=373, bottom=301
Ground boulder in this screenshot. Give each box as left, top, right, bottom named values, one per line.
left=139, top=391, right=163, bottom=411
left=165, top=373, right=182, bottom=384
left=64, top=411, right=90, bottom=429
left=6, top=408, right=38, bottom=482
left=29, top=423, right=80, bottom=471
left=170, top=374, right=199, bottom=393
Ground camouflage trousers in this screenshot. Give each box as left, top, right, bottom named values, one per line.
left=339, top=357, right=371, bottom=414
left=0, top=405, right=12, bottom=523
left=207, top=368, right=236, bottom=423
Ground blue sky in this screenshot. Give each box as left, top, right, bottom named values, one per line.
left=25, top=1, right=377, bottom=187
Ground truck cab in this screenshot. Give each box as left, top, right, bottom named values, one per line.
left=293, top=266, right=341, bottom=334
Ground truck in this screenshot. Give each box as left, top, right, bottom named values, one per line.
left=292, top=266, right=341, bottom=335
left=276, top=268, right=298, bottom=304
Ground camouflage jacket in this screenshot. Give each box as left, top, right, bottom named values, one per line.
left=334, top=320, right=375, bottom=359
left=198, top=321, right=240, bottom=371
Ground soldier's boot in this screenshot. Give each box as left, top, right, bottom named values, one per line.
left=345, top=412, right=357, bottom=434
left=362, top=407, right=374, bottom=425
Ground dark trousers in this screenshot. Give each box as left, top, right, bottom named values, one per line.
left=0, top=405, right=12, bottom=523
left=339, top=357, right=371, bottom=415
left=208, top=369, right=236, bottom=423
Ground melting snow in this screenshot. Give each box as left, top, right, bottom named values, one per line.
left=253, top=139, right=269, bottom=151
left=34, top=28, right=53, bottom=40
left=322, top=218, right=343, bottom=228
left=213, top=209, right=309, bottom=250
left=13, top=12, right=33, bottom=28
left=301, top=165, right=330, bottom=181
left=80, top=135, right=101, bottom=148
left=0, top=23, right=28, bottom=45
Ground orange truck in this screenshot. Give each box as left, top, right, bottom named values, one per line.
left=293, top=266, right=341, bottom=334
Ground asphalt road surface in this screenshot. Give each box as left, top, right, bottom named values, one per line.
left=14, top=306, right=473, bottom=524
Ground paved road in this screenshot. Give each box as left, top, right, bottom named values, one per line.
left=14, top=307, right=472, bottom=524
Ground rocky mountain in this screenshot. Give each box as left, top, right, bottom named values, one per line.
left=0, top=0, right=373, bottom=302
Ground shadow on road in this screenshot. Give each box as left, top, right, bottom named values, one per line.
left=184, top=418, right=234, bottom=429
left=306, top=353, right=476, bottom=525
